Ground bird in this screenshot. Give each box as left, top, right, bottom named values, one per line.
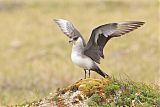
left=54, top=19, right=144, bottom=79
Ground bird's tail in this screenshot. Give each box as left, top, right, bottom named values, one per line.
left=94, top=67, right=109, bottom=78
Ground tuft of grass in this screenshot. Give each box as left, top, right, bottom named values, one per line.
left=90, top=94, right=101, bottom=104
left=104, top=83, right=120, bottom=95
left=87, top=78, right=160, bottom=106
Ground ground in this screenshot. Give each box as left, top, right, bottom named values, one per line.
left=8, top=78, right=160, bottom=107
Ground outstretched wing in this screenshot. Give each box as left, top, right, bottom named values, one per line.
left=84, top=21, right=145, bottom=64
left=54, top=19, right=83, bottom=40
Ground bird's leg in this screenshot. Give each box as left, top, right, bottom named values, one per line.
left=89, top=70, right=91, bottom=78
left=84, top=69, right=87, bottom=79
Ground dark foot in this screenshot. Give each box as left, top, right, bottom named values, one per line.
left=84, top=69, right=87, bottom=79
left=89, top=70, right=90, bottom=78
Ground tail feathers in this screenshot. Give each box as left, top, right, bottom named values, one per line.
left=94, top=67, right=109, bottom=78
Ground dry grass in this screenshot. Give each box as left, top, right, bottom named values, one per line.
left=0, top=0, right=159, bottom=106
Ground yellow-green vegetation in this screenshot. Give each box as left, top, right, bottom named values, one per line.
left=0, top=0, right=159, bottom=106
left=15, top=78, right=160, bottom=107
left=88, top=79, right=160, bottom=106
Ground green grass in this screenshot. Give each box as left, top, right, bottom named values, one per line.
left=88, top=79, right=160, bottom=106
left=0, top=0, right=159, bottom=106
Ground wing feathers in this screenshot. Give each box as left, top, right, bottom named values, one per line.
left=112, top=21, right=145, bottom=37
left=54, top=19, right=75, bottom=38
left=84, top=21, right=145, bottom=63
left=54, top=19, right=86, bottom=46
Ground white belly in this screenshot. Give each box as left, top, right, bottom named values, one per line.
left=71, top=52, right=95, bottom=70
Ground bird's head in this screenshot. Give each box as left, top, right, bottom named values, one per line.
left=69, top=36, right=79, bottom=44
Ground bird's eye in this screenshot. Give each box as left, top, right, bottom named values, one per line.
left=73, top=37, right=79, bottom=40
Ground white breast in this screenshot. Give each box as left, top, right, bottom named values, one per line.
left=71, top=52, right=95, bottom=69
left=71, top=38, right=96, bottom=70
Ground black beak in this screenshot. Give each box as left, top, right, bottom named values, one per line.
left=69, top=40, right=72, bottom=43
left=69, top=38, right=73, bottom=43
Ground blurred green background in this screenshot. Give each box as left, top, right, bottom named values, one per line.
left=0, top=0, right=159, bottom=106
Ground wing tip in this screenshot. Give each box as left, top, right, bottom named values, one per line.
left=129, top=21, right=145, bottom=26
left=53, top=18, right=68, bottom=22
left=136, top=21, right=145, bottom=25
left=53, top=19, right=61, bottom=24
left=53, top=19, right=60, bottom=22
left=122, top=21, right=145, bottom=24
left=53, top=19, right=57, bottom=21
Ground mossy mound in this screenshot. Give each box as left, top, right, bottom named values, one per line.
left=52, top=78, right=110, bottom=106
left=12, top=78, right=160, bottom=107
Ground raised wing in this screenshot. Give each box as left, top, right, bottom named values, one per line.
left=54, top=19, right=83, bottom=40
left=84, top=21, right=145, bottom=64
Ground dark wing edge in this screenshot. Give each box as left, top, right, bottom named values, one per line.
left=84, top=21, right=145, bottom=64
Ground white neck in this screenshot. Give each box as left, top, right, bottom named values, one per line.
left=72, top=37, right=85, bottom=54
